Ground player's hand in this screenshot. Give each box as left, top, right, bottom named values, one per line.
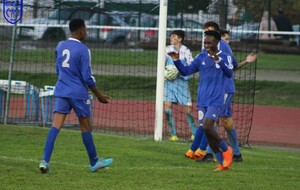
left=207, top=50, right=219, bottom=62
left=246, top=53, right=257, bottom=63
left=168, top=51, right=179, bottom=60
left=97, top=94, right=111, bottom=104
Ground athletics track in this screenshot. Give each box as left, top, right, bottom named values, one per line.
left=250, top=105, right=300, bottom=147
left=3, top=98, right=300, bottom=148
left=92, top=101, right=300, bottom=148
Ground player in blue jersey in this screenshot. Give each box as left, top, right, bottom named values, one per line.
left=169, top=30, right=233, bottom=171
left=39, top=18, right=113, bottom=173
left=196, top=23, right=257, bottom=163
left=220, top=29, right=257, bottom=71
left=185, top=21, right=237, bottom=161
left=164, top=30, right=197, bottom=141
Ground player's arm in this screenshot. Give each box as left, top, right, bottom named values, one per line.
left=219, top=55, right=233, bottom=78
left=81, top=49, right=111, bottom=103
left=168, top=52, right=200, bottom=76
left=181, top=48, right=194, bottom=80
left=208, top=50, right=233, bottom=78
left=89, top=86, right=111, bottom=104
left=185, top=48, right=194, bottom=64
left=234, top=53, right=257, bottom=71
left=55, top=49, right=59, bottom=76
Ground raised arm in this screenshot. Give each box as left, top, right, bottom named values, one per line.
left=207, top=50, right=233, bottom=78
left=234, top=53, right=257, bottom=71
left=218, top=57, right=233, bottom=78
left=168, top=52, right=200, bottom=76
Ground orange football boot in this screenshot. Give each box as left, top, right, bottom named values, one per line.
left=222, top=146, right=233, bottom=168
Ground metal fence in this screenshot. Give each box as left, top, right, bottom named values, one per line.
left=0, top=0, right=271, bottom=145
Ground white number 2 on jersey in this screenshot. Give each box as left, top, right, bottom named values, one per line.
left=62, top=49, right=70, bottom=68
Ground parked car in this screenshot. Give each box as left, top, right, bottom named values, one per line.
left=110, top=11, right=157, bottom=47
left=230, top=23, right=299, bottom=46
left=229, top=23, right=260, bottom=42
left=123, top=15, right=203, bottom=49
left=18, top=7, right=93, bottom=41
left=85, top=11, right=130, bottom=45
left=18, top=7, right=130, bottom=45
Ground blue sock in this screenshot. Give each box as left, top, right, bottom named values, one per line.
left=206, top=145, right=213, bottom=154
left=186, top=113, right=196, bottom=136
left=218, top=140, right=228, bottom=152
left=82, top=131, right=98, bottom=166
left=165, top=109, right=176, bottom=136
left=43, top=126, right=59, bottom=163
left=227, top=129, right=240, bottom=155
left=215, top=152, right=223, bottom=165
left=199, top=133, right=207, bottom=151
left=190, top=125, right=204, bottom=151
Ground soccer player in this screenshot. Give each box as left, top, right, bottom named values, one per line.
left=185, top=21, right=237, bottom=162
left=164, top=30, right=197, bottom=141
left=220, top=29, right=257, bottom=71
left=219, top=29, right=230, bottom=44
left=38, top=18, right=113, bottom=173
left=169, top=30, right=233, bottom=171
left=197, top=25, right=257, bottom=163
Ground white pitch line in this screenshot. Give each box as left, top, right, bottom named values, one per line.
left=0, top=155, right=298, bottom=171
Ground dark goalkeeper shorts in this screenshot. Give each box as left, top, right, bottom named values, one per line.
left=54, top=97, right=91, bottom=117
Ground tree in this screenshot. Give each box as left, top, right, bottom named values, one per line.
left=233, top=0, right=300, bottom=23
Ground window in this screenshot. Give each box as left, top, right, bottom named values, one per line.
left=49, top=9, right=72, bottom=20
left=90, top=13, right=109, bottom=25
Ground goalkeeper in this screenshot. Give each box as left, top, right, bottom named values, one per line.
left=164, top=30, right=197, bottom=141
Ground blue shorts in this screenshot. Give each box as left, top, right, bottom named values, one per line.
left=54, top=97, right=91, bottom=117
left=197, top=105, right=223, bottom=123
left=219, top=93, right=234, bottom=117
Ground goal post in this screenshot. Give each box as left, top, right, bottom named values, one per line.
left=154, top=0, right=168, bottom=141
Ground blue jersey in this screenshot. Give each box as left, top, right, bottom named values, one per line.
left=201, top=40, right=237, bottom=93
left=174, top=50, right=233, bottom=107
left=54, top=38, right=96, bottom=100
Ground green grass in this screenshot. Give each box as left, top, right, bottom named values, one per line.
left=1, top=71, right=300, bottom=107
left=1, top=48, right=300, bottom=70
left=0, top=125, right=299, bottom=190
left=256, top=52, right=300, bottom=71
left=1, top=49, right=158, bottom=66
left=254, top=81, right=300, bottom=106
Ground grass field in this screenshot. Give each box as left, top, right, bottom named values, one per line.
left=0, top=125, right=299, bottom=190
left=1, top=71, right=300, bottom=107
left=1, top=49, right=300, bottom=71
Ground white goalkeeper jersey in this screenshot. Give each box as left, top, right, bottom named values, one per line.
left=164, top=44, right=193, bottom=105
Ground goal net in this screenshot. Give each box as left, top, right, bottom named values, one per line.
left=0, top=0, right=267, bottom=146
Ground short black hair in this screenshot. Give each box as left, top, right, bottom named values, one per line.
left=69, top=18, right=85, bottom=32
left=219, top=29, right=230, bottom=36
left=171, top=30, right=185, bottom=42
left=203, top=21, right=220, bottom=31
left=204, top=30, right=221, bottom=41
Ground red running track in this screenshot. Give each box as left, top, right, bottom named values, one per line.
left=250, top=105, right=300, bottom=147
left=4, top=97, right=300, bottom=147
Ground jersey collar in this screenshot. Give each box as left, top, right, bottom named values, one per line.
left=68, top=37, right=81, bottom=42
